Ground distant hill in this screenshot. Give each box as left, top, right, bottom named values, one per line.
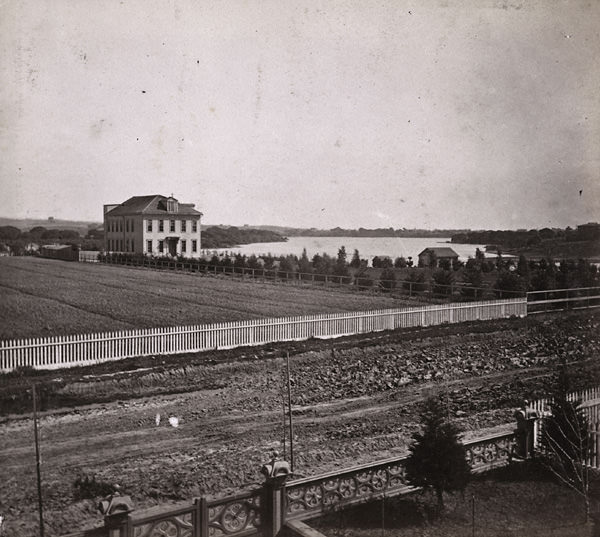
left=249, top=226, right=470, bottom=238
left=451, top=226, right=600, bottom=260
left=0, top=217, right=101, bottom=235
left=201, top=226, right=286, bottom=248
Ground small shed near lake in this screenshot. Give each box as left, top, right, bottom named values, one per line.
left=418, top=247, right=459, bottom=268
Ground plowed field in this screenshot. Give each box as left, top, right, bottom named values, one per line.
left=0, top=310, right=599, bottom=537
left=0, top=257, right=424, bottom=340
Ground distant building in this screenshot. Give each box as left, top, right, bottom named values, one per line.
left=417, top=247, right=459, bottom=268
left=103, top=195, right=203, bottom=257
left=577, top=222, right=600, bottom=241
left=40, top=244, right=78, bottom=261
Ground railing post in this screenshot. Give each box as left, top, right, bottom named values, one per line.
left=261, top=455, right=291, bottom=537
left=514, top=405, right=539, bottom=459
left=195, top=497, right=208, bottom=537
left=104, top=512, right=131, bottom=537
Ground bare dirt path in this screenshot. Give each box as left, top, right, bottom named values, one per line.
left=1, top=310, right=599, bottom=536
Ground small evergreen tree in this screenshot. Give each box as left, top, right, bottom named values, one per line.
left=493, top=270, right=525, bottom=298
left=405, top=397, right=471, bottom=511
left=432, top=269, right=454, bottom=296
left=394, top=256, right=407, bottom=268
left=379, top=267, right=396, bottom=292
left=403, top=269, right=427, bottom=294
left=349, top=249, right=362, bottom=269
left=298, top=248, right=312, bottom=279
left=461, top=266, right=483, bottom=299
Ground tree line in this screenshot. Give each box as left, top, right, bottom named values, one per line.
left=96, top=245, right=599, bottom=300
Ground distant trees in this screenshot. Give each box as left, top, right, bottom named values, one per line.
left=403, top=270, right=427, bottom=294
left=394, top=256, right=407, bottom=268
left=461, top=266, right=484, bottom=299
left=405, top=397, right=471, bottom=511
left=0, top=226, right=21, bottom=240
left=493, top=271, right=526, bottom=298
left=379, top=268, right=396, bottom=292
left=200, top=226, right=286, bottom=249
left=432, top=269, right=454, bottom=296
left=349, top=249, right=362, bottom=269
left=333, top=247, right=351, bottom=283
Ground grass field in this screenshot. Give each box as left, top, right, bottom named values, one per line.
left=0, top=257, right=424, bottom=340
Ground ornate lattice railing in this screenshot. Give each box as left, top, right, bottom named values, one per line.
left=122, top=490, right=263, bottom=537
left=464, top=432, right=516, bottom=472
left=129, top=502, right=196, bottom=537
left=98, top=431, right=517, bottom=537
left=206, top=490, right=262, bottom=537
left=285, top=431, right=516, bottom=521
left=286, top=456, right=415, bottom=521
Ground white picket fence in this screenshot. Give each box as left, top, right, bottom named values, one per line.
left=0, top=298, right=526, bottom=372
left=528, top=387, right=600, bottom=468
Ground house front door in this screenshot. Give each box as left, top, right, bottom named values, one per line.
left=167, top=238, right=178, bottom=256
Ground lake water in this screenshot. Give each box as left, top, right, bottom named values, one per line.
left=206, top=236, right=486, bottom=263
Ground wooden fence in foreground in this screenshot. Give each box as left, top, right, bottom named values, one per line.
left=0, top=298, right=526, bottom=372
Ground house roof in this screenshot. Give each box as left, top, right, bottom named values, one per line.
left=418, top=247, right=459, bottom=258
left=105, top=195, right=202, bottom=217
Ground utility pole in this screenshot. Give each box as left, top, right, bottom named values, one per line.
left=471, top=494, right=475, bottom=537
left=281, top=384, right=287, bottom=461
left=286, top=352, right=295, bottom=473
left=381, top=490, right=385, bottom=537
left=32, top=384, right=45, bottom=537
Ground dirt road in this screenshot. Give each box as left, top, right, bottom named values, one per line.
left=1, top=310, right=599, bottom=536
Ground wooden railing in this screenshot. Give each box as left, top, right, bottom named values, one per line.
left=527, top=286, right=600, bottom=313
left=0, top=298, right=526, bottom=372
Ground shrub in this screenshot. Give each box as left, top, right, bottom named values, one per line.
left=73, top=474, right=117, bottom=500
left=379, top=268, right=396, bottom=292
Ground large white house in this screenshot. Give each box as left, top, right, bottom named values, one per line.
left=103, top=195, right=203, bottom=257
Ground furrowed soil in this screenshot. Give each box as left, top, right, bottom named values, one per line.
left=0, top=256, right=426, bottom=339
left=0, top=310, right=599, bottom=536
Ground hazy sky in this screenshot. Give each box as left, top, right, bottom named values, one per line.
left=1, top=0, right=598, bottom=229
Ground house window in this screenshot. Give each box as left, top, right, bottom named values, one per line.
left=147, top=220, right=153, bottom=232
left=158, top=240, right=164, bottom=253
left=192, top=239, right=197, bottom=252
left=125, top=239, right=129, bottom=252
left=159, top=220, right=164, bottom=232
left=147, top=240, right=152, bottom=253
left=192, top=220, right=197, bottom=232
left=131, top=220, right=134, bottom=232
left=131, top=239, right=135, bottom=252
left=126, top=220, right=129, bottom=233
left=181, top=240, right=187, bottom=253
left=170, top=220, right=176, bottom=232
left=181, top=220, right=187, bottom=232
left=120, top=240, right=123, bottom=251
